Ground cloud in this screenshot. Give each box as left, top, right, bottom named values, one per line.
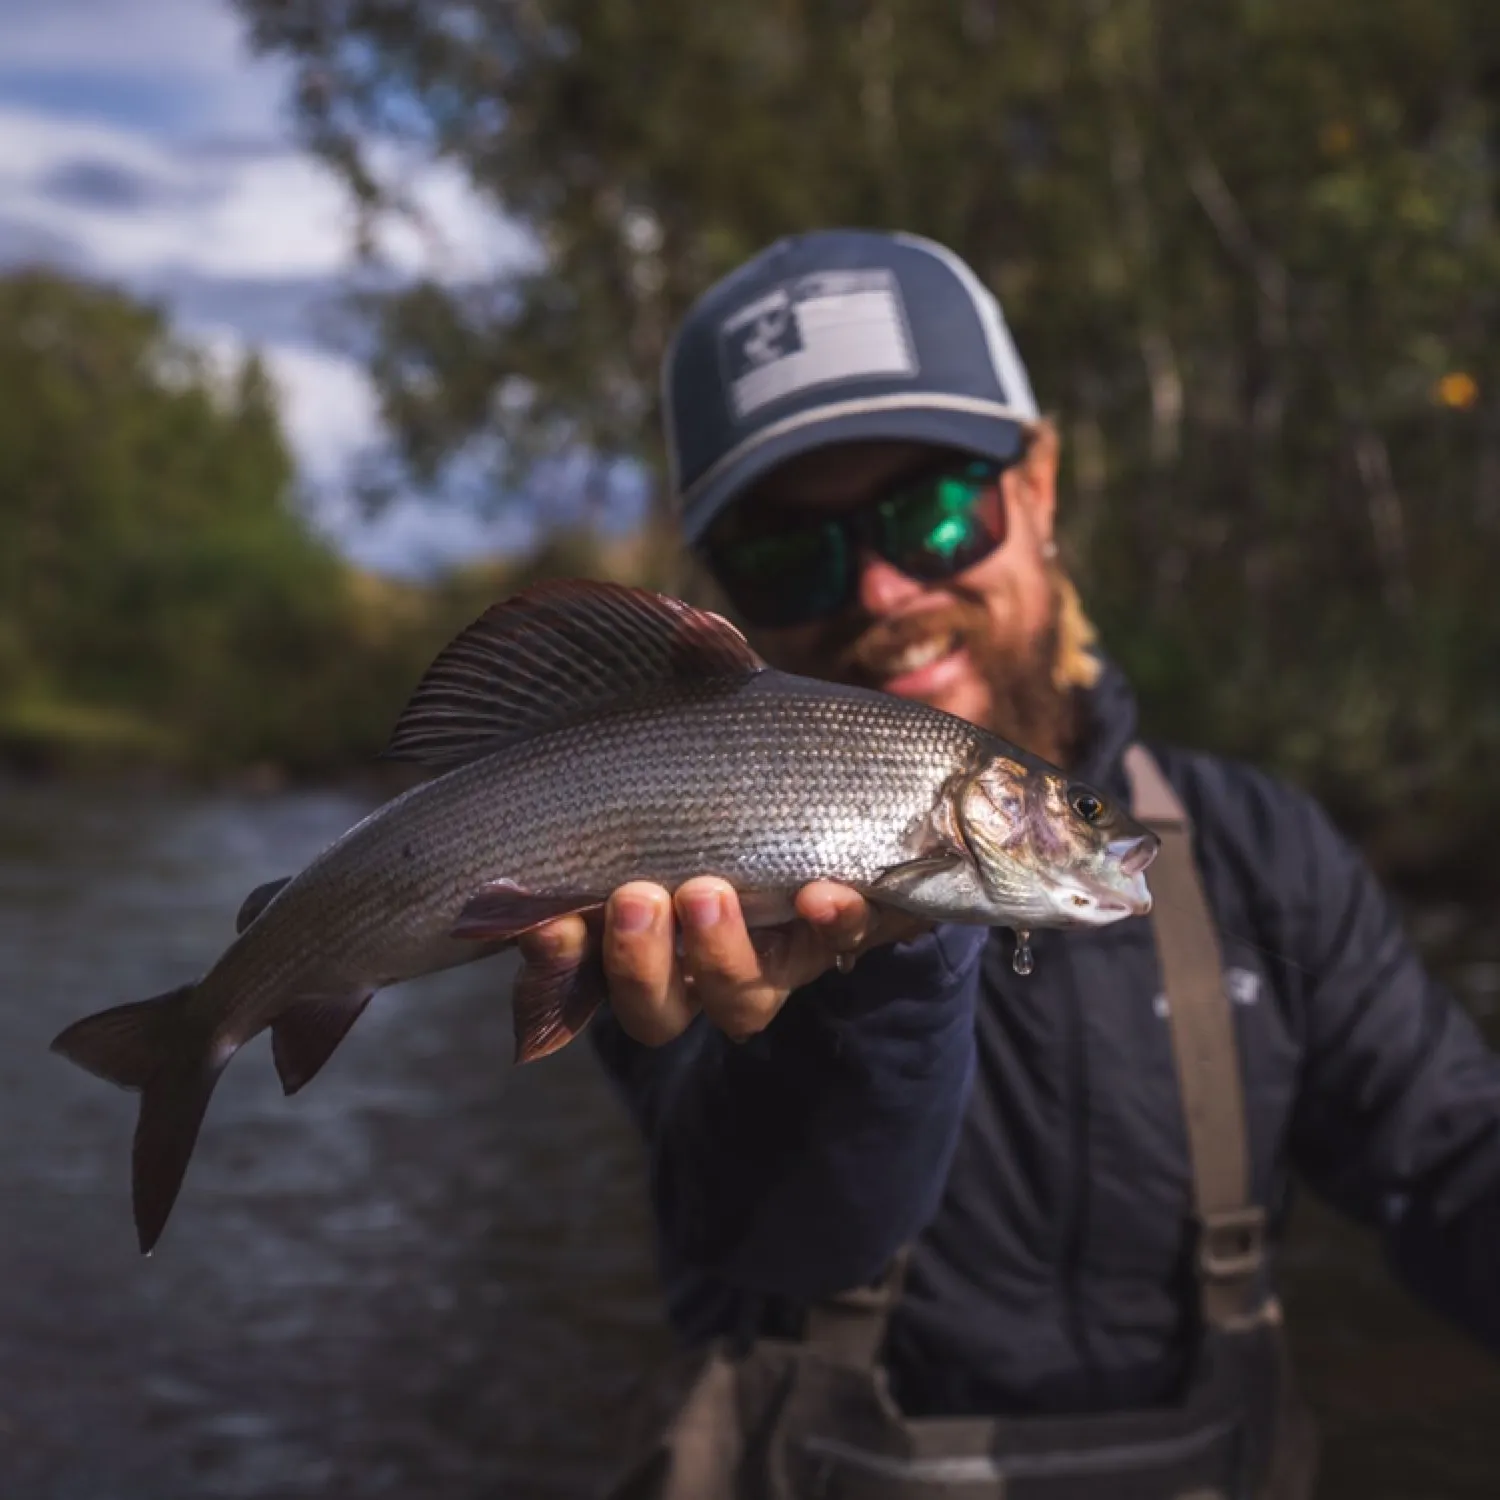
left=0, top=0, right=251, bottom=73
left=0, top=104, right=357, bottom=279
left=0, top=0, right=283, bottom=135
left=254, top=341, right=380, bottom=484
left=128, top=269, right=369, bottom=354
left=39, top=155, right=202, bottom=212
left=0, top=212, right=80, bottom=267
left=0, top=0, right=536, bottom=575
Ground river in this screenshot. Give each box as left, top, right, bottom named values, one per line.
left=1, top=783, right=1496, bottom=1498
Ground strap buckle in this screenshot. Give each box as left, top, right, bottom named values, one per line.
left=1197, top=1207, right=1266, bottom=1284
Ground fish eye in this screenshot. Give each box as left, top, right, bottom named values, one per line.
left=1069, top=787, right=1105, bottom=824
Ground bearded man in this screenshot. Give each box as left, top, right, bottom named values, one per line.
left=519, top=230, right=1500, bottom=1500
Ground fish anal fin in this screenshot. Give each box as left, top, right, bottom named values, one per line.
left=384, top=580, right=766, bottom=771
left=236, top=876, right=292, bottom=935
left=452, top=881, right=603, bottom=943
left=270, top=991, right=375, bottom=1096
left=512, top=945, right=606, bottom=1064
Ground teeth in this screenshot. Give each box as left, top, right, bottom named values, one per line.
left=887, top=635, right=956, bottom=676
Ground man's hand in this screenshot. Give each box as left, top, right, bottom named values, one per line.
left=516, top=878, right=929, bottom=1046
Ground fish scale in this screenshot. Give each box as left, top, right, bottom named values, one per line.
left=218, top=675, right=989, bottom=1033
left=50, top=579, right=1156, bottom=1255
left=184, top=678, right=977, bottom=1060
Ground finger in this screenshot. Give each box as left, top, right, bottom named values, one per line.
left=793, top=881, right=874, bottom=955
left=796, top=882, right=931, bottom=951
left=602, top=883, right=696, bottom=1046
left=516, top=912, right=589, bottom=969
left=675, top=878, right=783, bottom=1040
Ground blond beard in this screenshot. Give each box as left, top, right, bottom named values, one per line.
left=757, top=564, right=1098, bottom=769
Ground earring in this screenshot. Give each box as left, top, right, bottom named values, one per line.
left=1041, top=539, right=1058, bottom=559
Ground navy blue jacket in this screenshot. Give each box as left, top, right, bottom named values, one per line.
left=590, top=663, right=1500, bottom=1416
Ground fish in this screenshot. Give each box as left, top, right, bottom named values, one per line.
left=50, top=579, right=1158, bottom=1253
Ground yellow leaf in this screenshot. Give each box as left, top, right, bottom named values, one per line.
left=1434, top=372, right=1480, bottom=410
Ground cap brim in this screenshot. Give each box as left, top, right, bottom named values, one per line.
left=679, top=406, right=1029, bottom=546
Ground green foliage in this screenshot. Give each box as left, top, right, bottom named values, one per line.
left=237, top=0, right=1500, bottom=873
left=0, top=266, right=673, bottom=775
left=0, top=270, right=393, bottom=771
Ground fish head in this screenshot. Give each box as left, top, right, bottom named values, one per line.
left=957, top=754, right=1158, bottom=928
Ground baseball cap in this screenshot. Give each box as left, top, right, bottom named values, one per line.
left=663, top=228, right=1040, bottom=545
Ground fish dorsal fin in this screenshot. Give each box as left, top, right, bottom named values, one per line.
left=384, top=579, right=766, bottom=770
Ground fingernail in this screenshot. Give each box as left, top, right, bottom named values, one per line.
left=682, top=890, right=721, bottom=929
left=614, top=895, right=656, bottom=934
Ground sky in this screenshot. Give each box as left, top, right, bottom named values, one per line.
left=0, top=0, right=538, bottom=574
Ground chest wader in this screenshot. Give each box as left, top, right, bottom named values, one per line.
left=601, top=747, right=1319, bottom=1500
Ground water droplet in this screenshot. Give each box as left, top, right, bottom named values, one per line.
left=1012, top=928, right=1034, bottom=976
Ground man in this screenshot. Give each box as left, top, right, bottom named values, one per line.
left=519, top=230, right=1500, bottom=1498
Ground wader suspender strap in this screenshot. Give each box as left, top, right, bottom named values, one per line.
left=1123, top=743, right=1267, bottom=1331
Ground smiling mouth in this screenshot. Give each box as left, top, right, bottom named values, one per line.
left=878, top=632, right=961, bottom=680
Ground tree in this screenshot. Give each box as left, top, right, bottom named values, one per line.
left=236, top=0, right=1500, bottom=871
left=0, top=269, right=365, bottom=767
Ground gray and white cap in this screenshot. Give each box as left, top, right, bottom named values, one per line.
left=664, top=228, right=1039, bottom=545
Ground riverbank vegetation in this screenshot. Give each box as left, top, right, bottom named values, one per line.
left=0, top=269, right=669, bottom=780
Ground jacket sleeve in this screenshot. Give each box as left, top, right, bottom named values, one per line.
left=1261, top=780, right=1500, bottom=1351
left=589, top=925, right=986, bottom=1303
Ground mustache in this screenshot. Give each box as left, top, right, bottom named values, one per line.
left=828, top=597, right=993, bottom=684
left=802, top=586, right=1081, bottom=768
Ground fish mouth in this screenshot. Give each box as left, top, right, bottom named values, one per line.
left=1110, top=832, right=1159, bottom=877
left=1042, top=871, right=1153, bottom=925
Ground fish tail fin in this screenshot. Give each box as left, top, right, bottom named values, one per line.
left=51, top=982, right=230, bottom=1254
left=131, top=1049, right=226, bottom=1254
left=51, top=982, right=197, bottom=1089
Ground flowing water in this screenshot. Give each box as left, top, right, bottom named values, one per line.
left=0, top=782, right=1496, bottom=1498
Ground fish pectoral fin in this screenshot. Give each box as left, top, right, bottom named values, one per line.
left=236, top=876, right=292, bottom=934
left=452, top=881, right=604, bottom=943
left=512, top=944, right=606, bottom=1064
left=271, top=991, right=375, bottom=1096
left=382, top=579, right=766, bottom=771
left=869, top=853, right=967, bottom=903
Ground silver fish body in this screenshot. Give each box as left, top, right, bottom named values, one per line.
left=233, top=673, right=994, bottom=1012
left=52, top=580, right=1158, bottom=1253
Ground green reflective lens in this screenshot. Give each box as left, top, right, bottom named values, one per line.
left=877, top=463, right=1001, bottom=577
left=707, top=457, right=1007, bottom=627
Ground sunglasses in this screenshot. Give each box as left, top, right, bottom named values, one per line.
left=703, top=457, right=1010, bottom=628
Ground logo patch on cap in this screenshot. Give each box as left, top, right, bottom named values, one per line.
left=718, top=269, right=917, bottom=422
